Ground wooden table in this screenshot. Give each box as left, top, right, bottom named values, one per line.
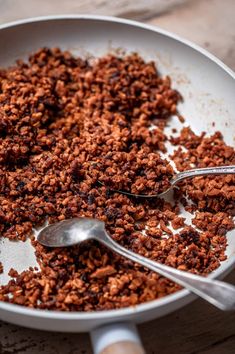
left=0, top=1, right=235, bottom=353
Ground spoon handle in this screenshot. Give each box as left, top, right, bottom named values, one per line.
left=172, top=165, right=235, bottom=186
left=97, top=231, right=235, bottom=311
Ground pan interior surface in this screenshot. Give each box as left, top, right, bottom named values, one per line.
left=0, top=16, right=234, bottom=331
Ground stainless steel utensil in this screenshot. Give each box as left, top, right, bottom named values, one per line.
left=37, top=217, right=235, bottom=311
left=100, top=165, right=235, bottom=198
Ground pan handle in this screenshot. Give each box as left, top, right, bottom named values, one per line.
left=91, top=322, right=145, bottom=354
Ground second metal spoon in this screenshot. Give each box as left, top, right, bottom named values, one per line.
left=100, top=165, right=235, bottom=198
left=37, top=217, right=235, bottom=311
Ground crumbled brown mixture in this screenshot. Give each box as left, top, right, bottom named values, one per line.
left=192, top=212, right=234, bottom=235
left=93, top=146, right=174, bottom=195
left=171, top=127, right=235, bottom=214
left=0, top=48, right=234, bottom=311
left=0, top=262, right=3, bottom=274
left=8, top=268, right=19, bottom=278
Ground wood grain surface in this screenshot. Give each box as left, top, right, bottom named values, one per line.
left=0, top=0, right=235, bottom=353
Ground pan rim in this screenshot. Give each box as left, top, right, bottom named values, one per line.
left=0, top=14, right=234, bottom=321
left=0, top=14, right=234, bottom=78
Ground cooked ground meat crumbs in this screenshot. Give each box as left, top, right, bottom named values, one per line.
left=0, top=48, right=234, bottom=311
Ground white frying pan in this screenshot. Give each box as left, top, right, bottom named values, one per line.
left=0, top=15, right=235, bottom=354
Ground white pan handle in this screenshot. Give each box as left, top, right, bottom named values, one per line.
left=91, top=322, right=145, bottom=354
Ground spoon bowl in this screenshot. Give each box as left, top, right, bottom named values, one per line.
left=100, top=165, right=235, bottom=198
left=38, top=218, right=105, bottom=247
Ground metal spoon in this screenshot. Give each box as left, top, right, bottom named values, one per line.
left=100, top=165, right=235, bottom=198
left=37, top=217, right=235, bottom=311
